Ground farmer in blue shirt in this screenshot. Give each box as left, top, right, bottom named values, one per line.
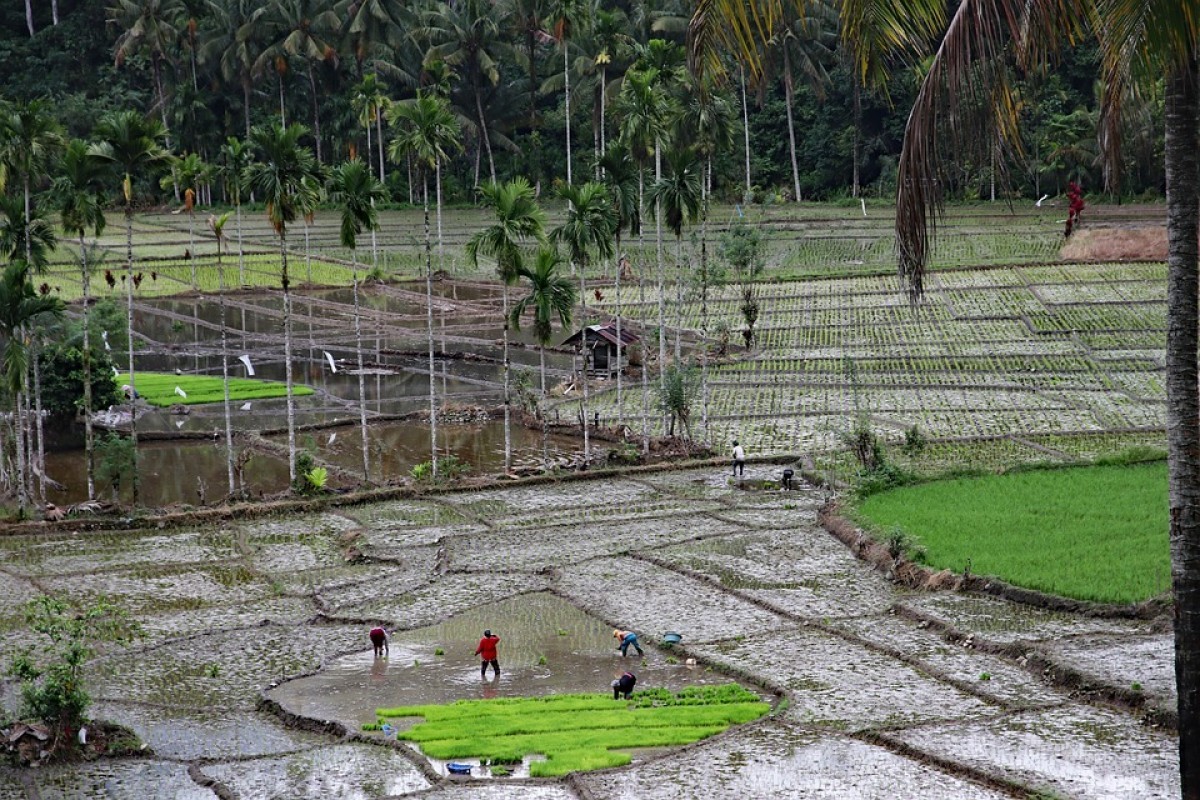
left=613, top=629, right=644, bottom=657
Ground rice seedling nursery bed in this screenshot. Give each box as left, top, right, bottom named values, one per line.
left=850, top=461, right=1170, bottom=604
left=118, top=372, right=313, bottom=407
left=371, top=685, right=770, bottom=777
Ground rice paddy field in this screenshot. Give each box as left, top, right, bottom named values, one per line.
left=117, top=372, right=312, bottom=407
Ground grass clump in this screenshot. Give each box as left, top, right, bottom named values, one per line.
left=853, top=461, right=1168, bottom=604
left=118, top=372, right=314, bottom=407
left=373, top=684, right=768, bottom=777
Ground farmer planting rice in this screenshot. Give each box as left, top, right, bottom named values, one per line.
left=612, top=671, right=637, bottom=700
left=613, top=628, right=644, bottom=657
left=369, top=626, right=388, bottom=658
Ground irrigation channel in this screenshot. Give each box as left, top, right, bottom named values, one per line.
left=0, top=468, right=1177, bottom=798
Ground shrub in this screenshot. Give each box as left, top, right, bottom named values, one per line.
left=902, top=424, right=928, bottom=456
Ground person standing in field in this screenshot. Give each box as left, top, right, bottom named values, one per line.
left=476, top=629, right=500, bottom=678
left=732, top=440, right=746, bottom=477
left=369, top=626, right=389, bottom=658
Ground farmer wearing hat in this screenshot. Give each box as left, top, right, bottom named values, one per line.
left=475, top=629, right=501, bottom=678
left=613, top=629, right=644, bottom=657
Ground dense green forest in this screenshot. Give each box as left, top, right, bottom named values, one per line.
left=0, top=0, right=1162, bottom=205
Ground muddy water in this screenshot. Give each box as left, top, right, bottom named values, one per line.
left=270, top=592, right=751, bottom=736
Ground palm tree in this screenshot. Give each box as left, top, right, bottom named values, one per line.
left=52, top=140, right=109, bottom=502
left=328, top=159, right=385, bottom=483
left=0, top=198, right=57, bottom=270
left=217, top=136, right=252, bottom=285
left=161, top=151, right=207, bottom=288
left=251, top=0, right=340, bottom=161
left=0, top=260, right=63, bottom=515
left=509, top=246, right=576, bottom=404
left=0, top=99, right=65, bottom=264
left=467, top=178, right=547, bottom=474
left=208, top=210, right=236, bottom=498
left=389, top=93, right=462, bottom=478
left=648, top=145, right=701, bottom=365
left=419, top=0, right=508, bottom=185
left=616, top=67, right=670, bottom=451
left=350, top=72, right=391, bottom=185
left=548, top=0, right=586, bottom=188
left=882, top=2, right=1199, bottom=790
left=245, top=122, right=322, bottom=487
left=553, top=180, right=616, bottom=461
left=109, top=0, right=183, bottom=136
left=598, top=143, right=640, bottom=433
left=501, top=0, right=549, bottom=130
left=202, top=0, right=261, bottom=138
left=91, top=110, right=173, bottom=507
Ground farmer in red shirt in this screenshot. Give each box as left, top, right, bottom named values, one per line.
left=369, top=626, right=388, bottom=658
left=475, top=629, right=500, bottom=678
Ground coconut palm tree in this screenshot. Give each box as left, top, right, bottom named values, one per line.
left=547, top=0, right=587, bottom=188
left=245, top=122, right=322, bottom=487
left=0, top=260, right=63, bottom=515
left=52, top=140, right=109, bottom=502
left=217, top=136, right=252, bottom=285
left=598, top=143, right=640, bottom=432
left=109, top=0, right=183, bottom=136
left=201, top=0, right=261, bottom=138
left=467, top=178, right=548, bottom=473
left=91, top=110, right=173, bottom=507
left=388, top=92, right=462, bottom=478
left=328, top=159, right=385, bottom=483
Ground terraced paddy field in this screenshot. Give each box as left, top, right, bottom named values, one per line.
left=0, top=468, right=1179, bottom=798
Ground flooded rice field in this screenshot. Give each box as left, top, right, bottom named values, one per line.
left=0, top=465, right=1179, bottom=798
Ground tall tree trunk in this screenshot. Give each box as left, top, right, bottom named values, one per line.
left=654, top=144, right=666, bottom=417
left=278, top=73, right=287, bottom=127
left=352, top=249, right=369, bottom=483
left=783, top=50, right=802, bottom=203
left=218, top=248, right=235, bottom=498
left=852, top=81, right=862, bottom=198
left=564, top=43, right=572, bottom=188
left=581, top=347, right=589, bottom=462
left=235, top=194, right=246, bottom=286
left=280, top=230, right=297, bottom=486
left=741, top=67, right=752, bottom=204
left=423, top=173, right=438, bottom=477
left=376, top=109, right=386, bottom=184
left=24, top=0, right=34, bottom=37
left=700, top=157, right=711, bottom=440
left=80, top=233, right=95, bottom=500
left=125, top=205, right=140, bottom=505
left=51, top=0, right=57, bottom=26
left=243, top=80, right=252, bottom=139
left=674, top=235, right=682, bottom=363
left=308, top=65, right=323, bottom=163
left=33, top=343, right=45, bottom=503
left=638, top=169, right=649, bottom=454
left=1165, top=57, right=1200, bottom=800
left=502, top=282, right=512, bottom=473
left=23, top=178, right=31, bottom=261
left=14, top=390, right=27, bottom=514
left=475, top=84, right=496, bottom=184
left=189, top=210, right=197, bottom=288
left=436, top=161, right=444, bottom=268
left=600, top=64, right=607, bottom=171
left=615, top=229, right=623, bottom=431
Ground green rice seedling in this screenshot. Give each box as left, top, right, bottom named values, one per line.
left=854, top=462, right=1169, bottom=604
left=118, top=373, right=314, bottom=407
left=377, top=685, right=769, bottom=776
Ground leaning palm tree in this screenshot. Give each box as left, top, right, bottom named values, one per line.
left=882, top=1, right=1200, bottom=789
left=466, top=178, right=548, bottom=474
left=91, top=110, right=173, bottom=507
left=553, top=181, right=617, bottom=461
left=52, top=140, right=108, bottom=502
left=388, top=93, right=463, bottom=478
left=598, top=143, right=641, bottom=433
left=0, top=260, right=63, bottom=515
left=510, top=245, right=577, bottom=462
left=245, top=123, right=322, bottom=487
left=328, top=159, right=385, bottom=484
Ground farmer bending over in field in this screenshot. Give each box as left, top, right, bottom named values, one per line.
left=476, top=629, right=501, bottom=678
left=369, top=626, right=389, bottom=658
left=732, top=441, right=746, bottom=477
left=612, top=671, right=637, bottom=700
left=613, top=629, right=644, bottom=657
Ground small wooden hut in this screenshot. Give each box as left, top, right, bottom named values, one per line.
left=561, top=322, right=639, bottom=377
